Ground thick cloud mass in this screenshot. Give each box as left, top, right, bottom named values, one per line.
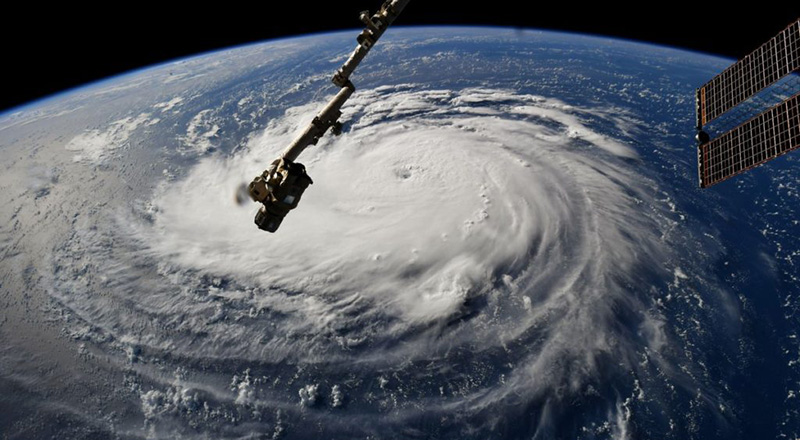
left=100, top=85, right=717, bottom=436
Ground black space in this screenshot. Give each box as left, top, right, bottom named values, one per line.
left=2, top=3, right=797, bottom=113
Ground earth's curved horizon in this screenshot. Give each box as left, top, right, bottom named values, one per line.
left=1, top=26, right=798, bottom=440
left=0, top=26, right=738, bottom=118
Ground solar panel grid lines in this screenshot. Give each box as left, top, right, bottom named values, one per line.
left=699, top=92, right=800, bottom=188
left=697, top=18, right=800, bottom=127
left=702, top=74, right=800, bottom=139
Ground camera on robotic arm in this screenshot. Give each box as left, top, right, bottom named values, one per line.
left=248, top=158, right=313, bottom=232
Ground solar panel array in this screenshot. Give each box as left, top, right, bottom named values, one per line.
left=699, top=92, right=799, bottom=187
left=696, top=19, right=800, bottom=127
left=696, top=18, right=800, bottom=188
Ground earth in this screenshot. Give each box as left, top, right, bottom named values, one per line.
left=1, top=27, right=798, bottom=440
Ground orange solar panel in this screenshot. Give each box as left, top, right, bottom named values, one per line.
left=699, top=93, right=800, bottom=187
left=696, top=18, right=800, bottom=188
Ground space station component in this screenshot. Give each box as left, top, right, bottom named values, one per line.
left=695, top=18, right=800, bottom=188
left=248, top=0, right=411, bottom=232
left=249, top=159, right=314, bottom=232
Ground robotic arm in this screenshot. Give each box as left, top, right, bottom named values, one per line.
left=247, top=0, right=411, bottom=232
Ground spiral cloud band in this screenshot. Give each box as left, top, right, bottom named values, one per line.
left=142, top=86, right=657, bottom=355
left=52, top=86, right=730, bottom=438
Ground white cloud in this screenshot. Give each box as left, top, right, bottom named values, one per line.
left=154, top=96, right=184, bottom=113
left=65, top=112, right=151, bottom=163
left=179, top=110, right=221, bottom=155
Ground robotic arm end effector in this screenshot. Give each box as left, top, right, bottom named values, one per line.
left=248, top=158, right=314, bottom=232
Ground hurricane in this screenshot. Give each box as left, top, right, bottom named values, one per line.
left=44, top=84, right=741, bottom=439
